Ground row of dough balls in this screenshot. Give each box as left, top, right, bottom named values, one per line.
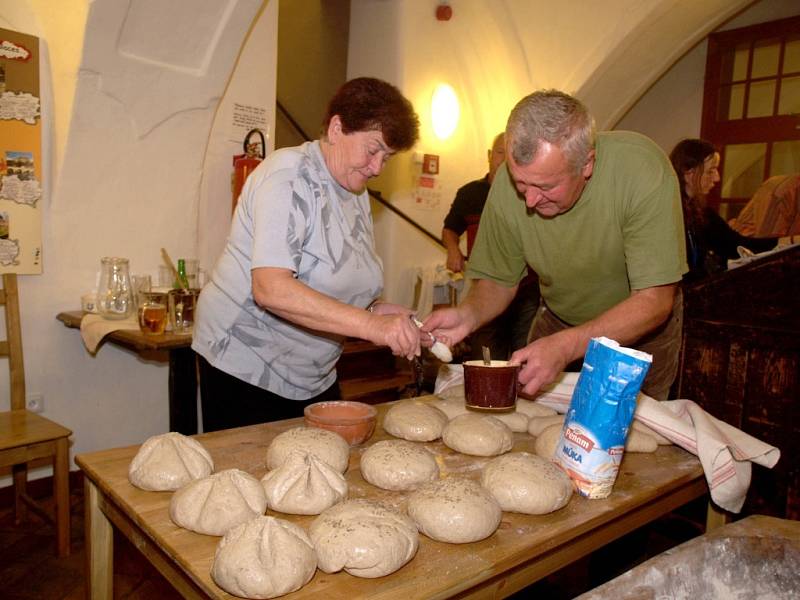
left=383, top=396, right=670, bottom=458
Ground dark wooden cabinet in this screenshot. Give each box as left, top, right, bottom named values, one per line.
left=675, top=244, right=800, bottom=519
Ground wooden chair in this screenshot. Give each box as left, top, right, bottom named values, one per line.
left=0, top=274, right=72, bottom=556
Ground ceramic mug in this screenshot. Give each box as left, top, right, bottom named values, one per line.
left=463, top=360, right=520, bottom=411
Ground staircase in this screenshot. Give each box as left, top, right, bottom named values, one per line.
left=336, top=339, right=416, bottom=404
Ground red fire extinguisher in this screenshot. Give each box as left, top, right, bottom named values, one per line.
left=232, top=128, right=266, bottom=213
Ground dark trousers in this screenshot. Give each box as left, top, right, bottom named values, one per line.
left=529, top=290, right=683, bottom=400
left=197, top=355, right=341, bottom=432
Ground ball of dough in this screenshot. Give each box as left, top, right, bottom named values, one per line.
left=261, top=450, right=347, bottom=515
left=442, top=413, right=513, bottom=457
left=534, top=424, right=562, bottom=459
left=309, top=499, right=419, bottom=578
left=211, top=515, right=316, bottom=599
left=515, top=398, right=557, bottom=418
left=170, top=469, right=266, bottom=536
left=625, top=429, right=659, bottom=453
left=491, top=410, right=529, bottom=432
left=631, top=419, right=671, bottom=445
left=128, top=432, right=214, bottom=491
left=432, top=397, right=468, bottom=420
left=481, top=452, right=573, bottom=514
left=407, top=477, right=501, bottom=544
left=527, top=415, right=565, bottom=437
left=436, top=383, right=465, bottom=401
left=383, top=400, right=449, bottom=441
left=266, top=426, right=350, bottom=473
left=360, top=440, right=439, bottom=491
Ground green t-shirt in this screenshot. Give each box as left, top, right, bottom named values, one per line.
left=466, top=131, right=686, bottom=325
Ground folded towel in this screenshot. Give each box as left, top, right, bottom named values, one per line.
left=79, top=313, right=139, bottom=353
left=436, top=369, right=781, bottom=513
left=532, top=373, right=780, bottom=513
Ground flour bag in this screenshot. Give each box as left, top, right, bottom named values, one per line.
left=554, top=337, right=652, bottom=498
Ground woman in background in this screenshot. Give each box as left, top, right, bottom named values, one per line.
left=193, top=77, right=420, bottom=431
left=669, top=138, right=780, bottom=281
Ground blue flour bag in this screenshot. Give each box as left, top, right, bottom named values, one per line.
left=554, top=337, right=652, bottom=498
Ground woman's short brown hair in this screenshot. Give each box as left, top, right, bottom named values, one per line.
left=323, top=77, right=419, bottom=151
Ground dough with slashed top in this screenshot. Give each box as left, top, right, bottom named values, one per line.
left=265, top=426, right=350, bottom=473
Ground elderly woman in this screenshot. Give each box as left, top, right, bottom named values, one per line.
left=669, top=138, right=780, bottom=281
left=193, top=77, right=420, bottom=431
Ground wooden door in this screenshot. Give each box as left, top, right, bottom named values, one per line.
left=701, top=15, right=800, bottom=219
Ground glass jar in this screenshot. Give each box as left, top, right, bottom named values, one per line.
left=97, top=257, right=133, bottom=319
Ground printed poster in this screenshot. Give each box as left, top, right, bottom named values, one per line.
left=0, top=28, right=42, bottom=273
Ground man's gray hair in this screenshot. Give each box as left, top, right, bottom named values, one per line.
left=506, top=90, right=596, bottom=173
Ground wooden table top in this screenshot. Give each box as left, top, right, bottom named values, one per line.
left=76, top=397, right=706, bottom=599
left=56, top=310, right=192, bottom=352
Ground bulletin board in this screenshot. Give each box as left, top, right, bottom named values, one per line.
left=0, top=28, right=42, bottom=274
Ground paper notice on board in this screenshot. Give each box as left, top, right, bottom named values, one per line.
left=231, top=103, right=269, bottom=145
left=0, top=91, right=40, bottom=124
left=0, top=238, right=20, bottom=266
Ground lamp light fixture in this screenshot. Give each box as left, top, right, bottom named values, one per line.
left=431, top=83, right=459, bottom=140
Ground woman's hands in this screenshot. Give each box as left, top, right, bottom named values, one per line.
left=365, top=302, right=420, bottom=360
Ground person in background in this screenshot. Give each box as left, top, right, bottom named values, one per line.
left=441, top=133, right=539, bottom=360
left=669, top=138, right=784, bottom=282
left=193, top=77, right=420, bottom=432
left=424, top=90, right=685, bottom=400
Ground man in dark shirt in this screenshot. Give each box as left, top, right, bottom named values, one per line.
left=441, top=133, right=539, bottom=360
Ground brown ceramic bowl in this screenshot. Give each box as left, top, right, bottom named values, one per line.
left=463, top=360, right=520, bottom=411
left=304, top=400, right=377, bottom=445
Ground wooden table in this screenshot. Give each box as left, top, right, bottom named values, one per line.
left=76, top=398, right=709, bottom=599
left=57, top=311, right=199, bottom=435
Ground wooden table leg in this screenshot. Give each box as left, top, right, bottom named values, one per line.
left=168, top=347, right=198, bottom=435
left=84, top=477, right=113, bottom=599
left=705, top=500, right=730, bottom=530
left=54, top=436, right=71, bottom=557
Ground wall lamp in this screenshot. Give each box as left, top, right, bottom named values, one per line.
left=431, top=83, right=459, bottom=140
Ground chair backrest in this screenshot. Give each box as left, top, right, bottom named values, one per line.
left=0, top=274, right=26, bottom=410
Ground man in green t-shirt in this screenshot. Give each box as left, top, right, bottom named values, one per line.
left=423, top=90, right=686, bottom=400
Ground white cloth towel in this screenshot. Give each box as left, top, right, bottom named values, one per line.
left=79, top=313, right=139, bottom=353
left=435, top=369, right=780, bottom=513
left=415, top=264, right=463, bottom=317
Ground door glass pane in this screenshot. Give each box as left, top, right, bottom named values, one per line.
left=778, top=76, right=800, bottom=115
left=751, top=40, right=780, bottom=78
left=732, top=43, right=749, bottom=81
left=784, top=38, right=800, bottom=73
left=746, top=80, right=775, bottom=118
left=725, top=83, right=745, bottom=120
left=770, top=140, right=800, bottom=176
left=722, top=143, right=766, bottom=198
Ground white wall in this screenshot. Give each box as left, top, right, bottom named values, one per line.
left=347, top=0, right=749, bottom=309
left=0, top=0, right=275, bottom=483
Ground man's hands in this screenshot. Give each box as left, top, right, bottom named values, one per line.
left=510, top=329, right=578, bottom=396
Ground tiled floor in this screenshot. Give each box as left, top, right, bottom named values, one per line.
left=0, top=482, right=707, bottom=599
left=0, top=483, right=180, bottom=600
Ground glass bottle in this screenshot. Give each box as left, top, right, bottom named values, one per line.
left=176, top=258, right=189, bottom=289
left=97, top=257, right=133, bottom=319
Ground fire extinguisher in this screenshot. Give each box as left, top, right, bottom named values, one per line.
left=232, top=128, right=266, bottom=213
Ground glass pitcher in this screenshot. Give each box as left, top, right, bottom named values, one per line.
left=97, top=257, right=133, bottom=319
